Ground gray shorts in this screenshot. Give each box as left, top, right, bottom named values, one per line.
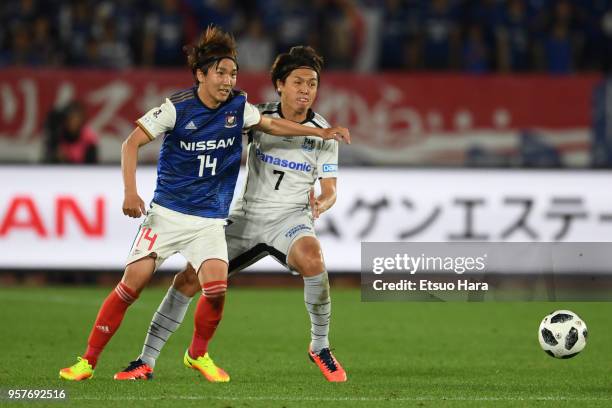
left=226, top=207, right=316, bottom=273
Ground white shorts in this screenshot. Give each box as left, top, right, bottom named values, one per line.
left=126, top=203, right=228, bottom=271
left=225, top=207, right=317, bottom=273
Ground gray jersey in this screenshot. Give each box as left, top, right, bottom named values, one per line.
left=233, top=102, right=338, bottom=213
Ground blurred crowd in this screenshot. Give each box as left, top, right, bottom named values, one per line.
left=43, top=101, right=98, bottom=164
left=1, top=0, right=612, bottom=73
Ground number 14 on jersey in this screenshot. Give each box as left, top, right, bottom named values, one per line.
left=198, top=154, right=217, bottom=176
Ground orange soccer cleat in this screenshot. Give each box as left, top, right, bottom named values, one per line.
left=114, top=359, right=154, bottom=380
left=308, top=347, right=347, bottom=382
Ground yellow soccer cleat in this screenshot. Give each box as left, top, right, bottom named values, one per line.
left=183, top=350, right=230, bottom=382
left=59, top=357, right=94, bottom=381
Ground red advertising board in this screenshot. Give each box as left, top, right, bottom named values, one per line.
left=0, top=69, right=601, bottom=165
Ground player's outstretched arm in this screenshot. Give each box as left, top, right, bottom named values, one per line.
left=255, top=116, right=351, bottom=144
left=121, top=127, right=152, bottom=218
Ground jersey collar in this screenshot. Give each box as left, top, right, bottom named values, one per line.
left=276, top=102, right=314, bottom=124
left=194, top=86, right=237, bottom=111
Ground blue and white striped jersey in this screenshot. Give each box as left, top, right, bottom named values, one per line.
left=137, top=86, right=261, bottom=218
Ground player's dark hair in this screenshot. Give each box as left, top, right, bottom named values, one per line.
left=185, top=25, right=238, bottom=85
left=270, top=46, right=323, bottom=94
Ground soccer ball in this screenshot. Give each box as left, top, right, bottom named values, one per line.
left=538, top=310, right=587, bottom=359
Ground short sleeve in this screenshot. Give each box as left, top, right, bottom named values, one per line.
left=317, top=140, right=339, bottom=179
left=242, top=102, right=261, bottom=128
left=136, top=98, right=177, bottom=140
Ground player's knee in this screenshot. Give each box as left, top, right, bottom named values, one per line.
left=290, top=240, right=325, bottom=276
left=295, top=256, right=324, bottom=276
left=172, top=267, right=200, bottom=297
left=197, top=259, right=228, bottom=282
left=122, top=257, right=156, bottom=294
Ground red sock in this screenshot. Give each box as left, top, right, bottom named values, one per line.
left=189, top=280, right=227, bottom=358
left=83, top=282, right=138, bottom=367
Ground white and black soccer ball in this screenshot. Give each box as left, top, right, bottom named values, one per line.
left=538, top=310, right=587, bottom=359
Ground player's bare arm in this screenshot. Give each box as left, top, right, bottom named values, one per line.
left=121, top=127, right=152, bottom=218
left=254, top=115, right=351, bottom=144
left=310, top=178, right=337, bottom=219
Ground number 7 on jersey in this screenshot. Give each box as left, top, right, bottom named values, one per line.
left=273, top=170, right=285, bottom=190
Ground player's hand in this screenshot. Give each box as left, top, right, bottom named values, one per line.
left=321, top=127, right=351, bottom=144
left=309, top=189, right=320, bottom=220
left=123, top=192, right=146, bottom=218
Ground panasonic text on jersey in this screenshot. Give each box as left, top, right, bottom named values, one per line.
left=255, top=149, right=312, bottom=172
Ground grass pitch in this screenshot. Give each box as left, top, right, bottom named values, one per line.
left=0, top=286, right=611, bottom=407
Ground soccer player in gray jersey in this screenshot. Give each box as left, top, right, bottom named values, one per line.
left=115, top=46, right=347, bottom=382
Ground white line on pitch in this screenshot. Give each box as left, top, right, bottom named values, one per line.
left=72, top=395, right=612, bottom=402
